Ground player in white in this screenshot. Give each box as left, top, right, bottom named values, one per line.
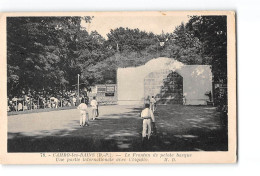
left=90, top=96, right=98, bottom=120
left=150, top=96, right=156, bottom=112
left=141, top=103, right=155, bottom=141
left=77, top=98, right=89, bottom=127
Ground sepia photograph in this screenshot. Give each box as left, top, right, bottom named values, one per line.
left=0, top=11, right=236, bottom=164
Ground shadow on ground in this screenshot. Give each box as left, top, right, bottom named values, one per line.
left=8, top=105, right=228, bottom=152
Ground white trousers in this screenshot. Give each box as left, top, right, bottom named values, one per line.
left=80, top=113, right=89, bottom=126
left=142, top=119, right=152, bottom=138
left=150, top=103, right=155, bottom=112
left=91, top=108, right=97, bottom=119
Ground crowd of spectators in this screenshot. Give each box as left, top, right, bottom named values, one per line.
left=7, top=90, right=89, bottom=112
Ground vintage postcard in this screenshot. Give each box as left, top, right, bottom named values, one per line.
left=0, top=11, right=236, bottom=164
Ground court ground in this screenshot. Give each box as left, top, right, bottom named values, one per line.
left=8, top=105, right=228, bottom=152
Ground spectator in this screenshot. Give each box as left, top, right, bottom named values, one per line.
left=73, top=96, right=77, bottom=106
left=18, top=102, right=23, bottom=111
left=183, top=96, right=186, bottom=105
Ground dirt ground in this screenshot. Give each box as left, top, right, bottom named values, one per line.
left=8, top=104, right=228, bottom=152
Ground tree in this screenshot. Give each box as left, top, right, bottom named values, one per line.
left=7, top=16, right=227, bottom=97
left=106, top=27, right=156, bottom=53
left=7, top=17, right=92, bottom=96
left=172, top=16, right=227, bottom=82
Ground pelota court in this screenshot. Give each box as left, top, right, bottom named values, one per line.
left=8, top=105, right=228, bottom=152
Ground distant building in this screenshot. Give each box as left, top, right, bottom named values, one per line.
left=117, top=57, right=212, bottom=105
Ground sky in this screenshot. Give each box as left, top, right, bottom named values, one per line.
left=81, top=15, right=190, bottom=38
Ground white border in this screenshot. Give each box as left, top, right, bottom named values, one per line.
left=0, top=0, right=259, bottom=175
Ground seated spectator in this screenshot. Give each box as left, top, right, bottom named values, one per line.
left=47, top=101, right=51, bottom=108
left=12, top=103, right=17, bottom=111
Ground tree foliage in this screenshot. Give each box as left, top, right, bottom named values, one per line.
left=7, top=16, right=227, bottom=97
left=171, top=16, right=227, bottom=82
left=7, top=17, right=94, bottom=96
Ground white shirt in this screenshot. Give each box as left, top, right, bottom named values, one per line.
left=150, top=98, right=156, bottom=104
left=90, top=99, right=98, bottom=109
left=54, top=98, right=59, bottom=103
left=141, top=108, right=155, bottom=122
left=77, top=103, right=88, bottom=114
left=18, top=103, right=23, bottom=111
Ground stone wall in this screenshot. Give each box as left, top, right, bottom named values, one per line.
left=117, top=57, right=212, bottom=105
left=144, top=70, right=183, bottom=104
